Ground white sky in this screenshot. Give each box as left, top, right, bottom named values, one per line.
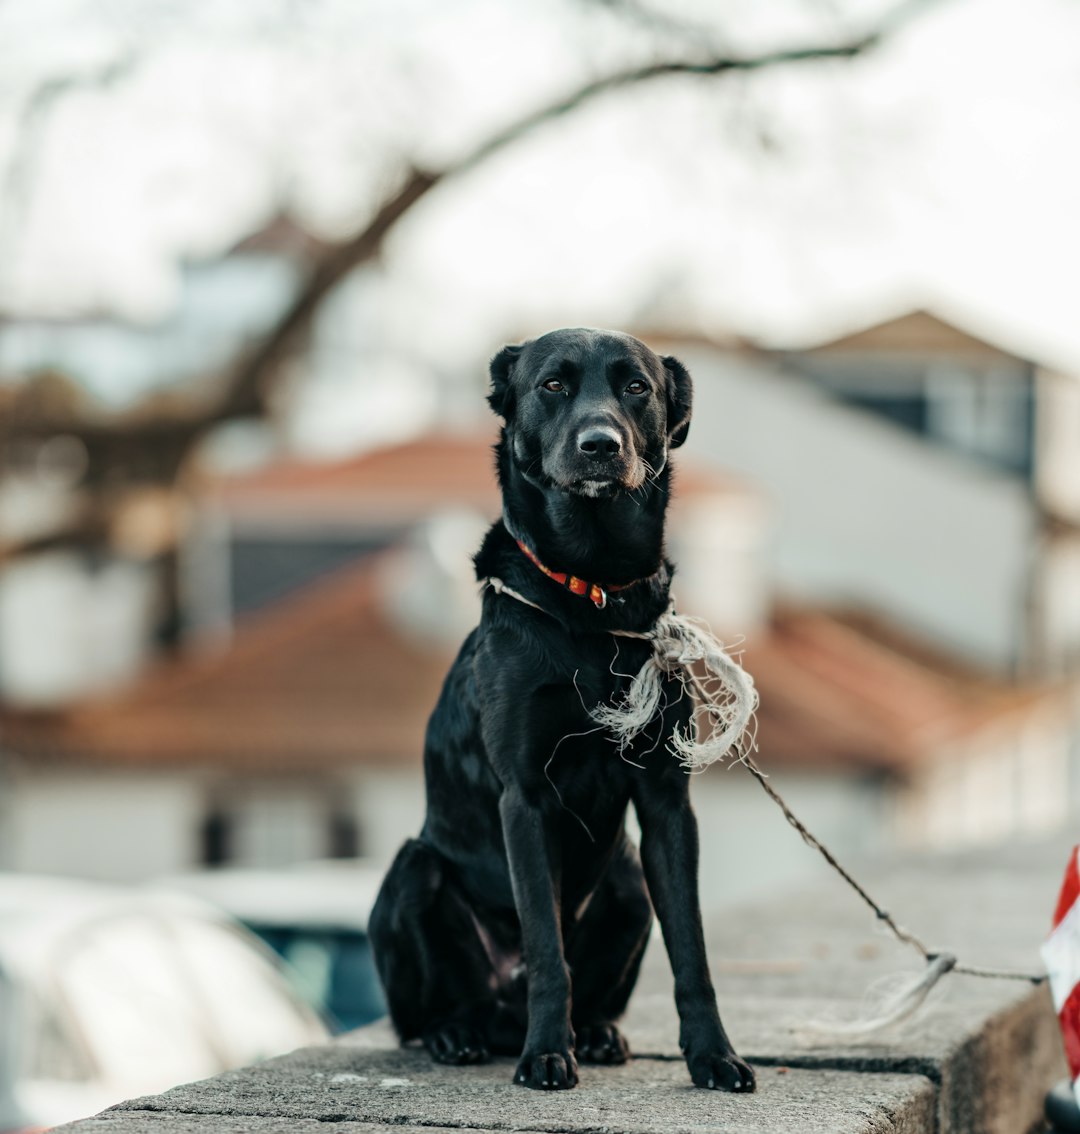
left=3, top=0, right=1080, bottom=393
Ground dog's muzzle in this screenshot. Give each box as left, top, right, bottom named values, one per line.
left=577, top=427, right=622, bottom=462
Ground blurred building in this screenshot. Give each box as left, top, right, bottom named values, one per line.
left=3, top=290, right=1079, bottom=902
left=185, top=432, right=769, bottom=640
left=0, top=214, right=315, bottom=710
left=746, top=605, right=1069, bottom=849
left=780, top=308, right=1080, bottom=680
left=0, top=553, right=438, bottom=882
left=183, top=432, right=504, bottom=635
left=0, top=214, right=327, bottom=414
left=0, top=432, right=768, bottom=885
left=782, top=310, right=1041, bottom=477
left=0, top=212, right=441, bottom=710
left=661, top=310, right=1080, bottom=682
left=0, top=433, right=1070, bottom=912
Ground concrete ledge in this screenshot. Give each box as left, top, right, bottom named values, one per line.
left=72, top=1052, right=937, bottom=1134
left=54, top=837, right=1071, bottom=1134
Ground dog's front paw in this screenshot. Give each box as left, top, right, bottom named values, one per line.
left=513, top=1049, right=578, bottom=1090
left=576, top=1023, right=630, bottom=1065
left=686, top=1049, right=756, bottom=1093
left=423, top=1022, right=490, bottom=1065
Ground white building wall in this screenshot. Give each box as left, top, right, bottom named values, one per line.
left=1030, top=532, right=1080, bottom=676
left=1015, top=710, right=1071, bottom=834
left=0, top=553, right=159, bottom=707
left=343, top=763, right=886, bottom=916
left=1035, top=369, right=1080, bottom=523
left=2, top=770, right=202, bottom=882
left=678, top=348, right=1036, bottom=672
left=348, top=769, right=426, bottom=868
left=891, top=714, right=1071, bottom=850
left=667, top=490, right=769, bottom=640
left=683, top=769, right=885, bottom=916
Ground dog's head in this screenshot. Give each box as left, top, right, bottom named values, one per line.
left=488, top=328, right=692, bottom=499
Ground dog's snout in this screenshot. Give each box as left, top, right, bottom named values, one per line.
left=577, top=428, right=622, bottom=461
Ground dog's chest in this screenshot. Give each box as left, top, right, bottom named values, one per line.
left=537, top=698, right=638, bottom=836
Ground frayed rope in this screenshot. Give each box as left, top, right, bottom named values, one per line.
left=597, top=604, right=758, bottom=772
left=799, top=954, right=957, bottom=1038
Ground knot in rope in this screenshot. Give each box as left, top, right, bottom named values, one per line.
left=595, top=607, right=758, bottom=771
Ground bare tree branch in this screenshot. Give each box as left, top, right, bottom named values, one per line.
left=0, top=0, right=942, bottom=494
left=221, top=167, right=438, bottom=417
left=218, top=0, right=938, bottom=423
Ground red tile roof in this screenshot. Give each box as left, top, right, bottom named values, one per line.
left=795, top=309, right=1029, bottom=365
left=206, top=431, right=753, bottom=528
left=2, top=559, right=1053, bottom=778
left=207, top=432, right=504, bottom=527
left=2, top=556, right=449, bottom=772
left=746, top=606, right=1053, bottom=773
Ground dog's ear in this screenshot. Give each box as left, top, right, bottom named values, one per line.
left=663, top=355, right=693, bottom=449
left=488, top=344, right=523, bottom=419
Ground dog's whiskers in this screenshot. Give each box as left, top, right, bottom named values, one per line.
left=623, top=457, right=662, bottom=507
left=640, top=457, right=663, bottom=486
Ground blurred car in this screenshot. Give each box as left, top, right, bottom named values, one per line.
left=0, top=873, right=328, bottom=1131
left=0, top=963, right=30, bottom=1134
left=157, top=860, right=387, bottom=1033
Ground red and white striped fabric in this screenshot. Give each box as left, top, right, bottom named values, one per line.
left=1043, top=845, right=1080, bottom=1105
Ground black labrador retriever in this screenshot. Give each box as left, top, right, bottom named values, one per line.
left=369, top=327, right=754, bottom=1093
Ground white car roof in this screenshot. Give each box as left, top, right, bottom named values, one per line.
left=0, top=873, right=329, bottom=1128
left=154, top=859, right=386, bottom=932
left=0, top=873, right=236, bottom=978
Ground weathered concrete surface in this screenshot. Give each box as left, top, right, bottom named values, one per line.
left=83, top=1127, right=487, bottom=1134
left=53, top=835, right=1071, bottom=1134
left=46, top=1118, right=491, bottom=1134
left=62, top=1050, right=937, bottom=1134
left=618, top=836, right=1070, bottom=1134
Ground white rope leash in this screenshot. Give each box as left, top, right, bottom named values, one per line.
left=602, top=604, right=758, bottom=772
left=482, top=577, right=1046, bottom=1031
left=484, top=576, right=549, bottom=614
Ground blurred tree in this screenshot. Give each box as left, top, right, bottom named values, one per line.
left=5, top=369, right=89, bottom=426
left=0, top=0, right=939, bottom=553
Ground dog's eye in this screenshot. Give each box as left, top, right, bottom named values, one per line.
left=541, top=379, right=565, bottom=393
left=625, top=379, right=648, bottom=395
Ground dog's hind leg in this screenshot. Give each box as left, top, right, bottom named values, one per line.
left=369, top=838, right=498, bottom=1065
left=564, top=839, right=653, bottom=1065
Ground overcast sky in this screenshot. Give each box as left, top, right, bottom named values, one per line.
left=3, top=0, right=1080, bottom=399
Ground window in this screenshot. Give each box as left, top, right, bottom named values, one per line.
left=200, top=787, right=361, bottom=867
left=200, top=809, right=231, bottom=867
left=926, top=365, right=1033, bottom=475
left=793, top=353, right=1034, bottom=477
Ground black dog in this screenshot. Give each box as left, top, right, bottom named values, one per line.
left=369, top=328, right=754, bottom=1093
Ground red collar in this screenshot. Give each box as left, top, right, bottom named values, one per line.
left=515, top=539, right=641, bottom=610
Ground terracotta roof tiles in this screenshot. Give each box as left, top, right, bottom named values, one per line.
left=2, top=564, right=1054, bottom=778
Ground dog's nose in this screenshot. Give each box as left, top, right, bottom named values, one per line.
left=578, top=428, right=622, bottom=460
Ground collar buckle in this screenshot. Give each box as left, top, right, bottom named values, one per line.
left=515, top=535, right=638, bottom=611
